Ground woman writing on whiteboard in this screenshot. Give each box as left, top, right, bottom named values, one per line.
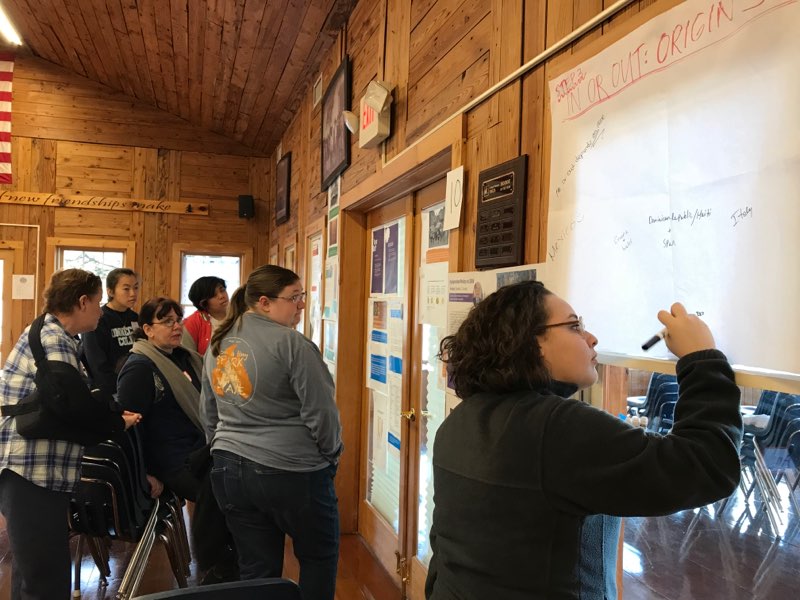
left=425, top=281, right=742, bottom=600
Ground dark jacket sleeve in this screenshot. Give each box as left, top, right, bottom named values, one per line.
left=541, top=350, right=742, bottom=517
left=117, top=356, right=157, bottom=417
left=82, top=319, right=118, bottom=394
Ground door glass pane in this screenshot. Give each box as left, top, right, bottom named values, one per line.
left=180, top=254, right=241, bottom=316
left=416, top=202, right=449, bottom=566
left=366, top=216, right=406, bottom=533
left=307, top=233, right=324, bottom=348
left=60, top=249, right=124, bottom=304
left=417, top=323, right=447, bottom=565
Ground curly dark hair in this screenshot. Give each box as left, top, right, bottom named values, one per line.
left=440, top=280, right=553, bottom=398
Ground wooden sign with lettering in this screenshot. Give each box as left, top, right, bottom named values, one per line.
left=0, top=191, right=209, bottom=216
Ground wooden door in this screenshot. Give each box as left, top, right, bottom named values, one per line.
left=358, top=178, right=450, bottom=597
left=358, top=194, right=415, bottom=591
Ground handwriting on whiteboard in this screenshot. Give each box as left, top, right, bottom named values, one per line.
left=548, top=214, right=585, bottom=261
left=556, top=0, right=793, bottom=120
left=730, top=206, right=753, bottom=226
left=555, top=115, right=606, bottom=199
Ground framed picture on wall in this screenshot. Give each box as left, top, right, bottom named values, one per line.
left=276, top=152, right=291, bottom=225
left=284, top=243, right=296, bottom=273
left=321, top=57, right=351, bottom=191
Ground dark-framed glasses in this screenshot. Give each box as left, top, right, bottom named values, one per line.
left=269, top=291, right=307, bottom=304
left=540, top=316, right=585, bottom=334
left=152, top=316, right=183, bottom=328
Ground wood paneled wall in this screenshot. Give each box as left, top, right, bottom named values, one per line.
left=270, top=0, right=676, bottom=272
left=0, top=55, right=272, bottom=353
left=266, top=0, right=681, bottom=533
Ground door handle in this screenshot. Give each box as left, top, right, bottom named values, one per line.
left=400, top=408, right=416, bottom=422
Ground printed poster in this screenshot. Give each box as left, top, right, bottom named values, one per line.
left=371, top=228, right=385, bottom=294
left=384, top=222, right=399, bottom=295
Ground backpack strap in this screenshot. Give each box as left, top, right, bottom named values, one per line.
left=26, top=314, right=48, bottom=371
left=0, top=314, right=50, bottom=417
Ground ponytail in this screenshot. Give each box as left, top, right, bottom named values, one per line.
left=210, top=285, right=248, bottom=356
left=209, top=264, right=300, bottom=356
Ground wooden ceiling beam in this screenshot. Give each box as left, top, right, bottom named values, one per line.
left=232, top=0, right=286, bottom=140
left=210, top=0, right=246, bottom=133
left=169, top=0, right=191, bottom=121
left=241, top=0, right=307, bottom=148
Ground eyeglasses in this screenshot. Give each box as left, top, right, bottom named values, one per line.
left=151, top=317, right=183, bottom=328
left=540, top=316, right=585, bottom=334
left=268, top=292, right=307, bottom=304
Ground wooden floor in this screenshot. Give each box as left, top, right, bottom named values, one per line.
left=0, top=513, right=400, bottom=600
left=1, top=479, right=798, bottom=599
left=622, top=481, right=800, bottom=599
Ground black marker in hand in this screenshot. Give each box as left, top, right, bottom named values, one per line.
left=641, top=328, right=667, bottom=351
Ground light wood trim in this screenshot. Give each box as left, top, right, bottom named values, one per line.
left=599, top=352, right=800, bottom=394
left=0, top=189, right=209, bottom=216
left=304, top=216, right=327, bottom=342
left=0, top=242, right=25, bottom=365
left=340, top=115, right=463, bottom=213
left=45, top=236, right=137, bottom=285
left=359, top=503, right=403, bottom=587
left=282, top=232, right=298, bottom=272
left=337, top=210, right=367, bottom=532
left=601, top=364, right=629, bottom=417
left=169, top=242, right=254, bottom=302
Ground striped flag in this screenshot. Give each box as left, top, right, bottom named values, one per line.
left=0, top=53, right=12, bottom=184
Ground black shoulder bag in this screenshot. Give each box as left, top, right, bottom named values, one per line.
left=1, top=314, right=124, bottom=446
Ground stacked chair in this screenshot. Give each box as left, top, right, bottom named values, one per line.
left=627, top=372, right=678, bottom=434
left=69, top=427, right=191, bottom=599
left=714, top=390, right=800, bottom=589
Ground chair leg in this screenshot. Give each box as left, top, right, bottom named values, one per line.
left=85, top=536, right=111, bottom=582
left=73, top=534, right=83, bottom=599
left=164, top=497, right=191, bottom=575
left=158, top=531, right=188, bottom=588
left=161, top=517, right=190, bottom=584
left=116, top=500, right=161, bottom=600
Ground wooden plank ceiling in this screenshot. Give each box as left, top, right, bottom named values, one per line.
left=2, top=0, right=356, bottom=156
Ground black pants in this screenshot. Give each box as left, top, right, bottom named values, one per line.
left=162, top=462, right=236, bottom=572
left=0, top=469, right=71, bottom=600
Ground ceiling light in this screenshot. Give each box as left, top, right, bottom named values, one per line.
left=0, top=6, right=22, bottom=46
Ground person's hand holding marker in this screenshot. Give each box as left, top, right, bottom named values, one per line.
left=642, top=302, right=716, bottom=358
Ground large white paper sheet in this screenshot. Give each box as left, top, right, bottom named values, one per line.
left=547, top=0, right=800, bottom=375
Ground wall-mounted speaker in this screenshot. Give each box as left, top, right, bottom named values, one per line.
left=238, top=194, right=254, bottom=219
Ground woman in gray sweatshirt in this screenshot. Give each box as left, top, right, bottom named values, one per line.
left=201, top=264, right=343, bottom=600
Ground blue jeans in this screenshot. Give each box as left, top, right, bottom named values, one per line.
left=210, top=450, right=339, bottom=600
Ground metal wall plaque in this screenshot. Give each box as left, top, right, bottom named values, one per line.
left=474, top=155, right=527, bottom=269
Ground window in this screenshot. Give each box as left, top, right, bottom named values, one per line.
left=60, top=249, right=124, bottom=304
left=171, top=242, right=253, bottom=319
left=179, top=254, right=242, bottom=317
left=46, top=238, right=136, bottom=305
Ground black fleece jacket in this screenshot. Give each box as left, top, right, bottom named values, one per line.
left=425, top=349, right=743, bottom=600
